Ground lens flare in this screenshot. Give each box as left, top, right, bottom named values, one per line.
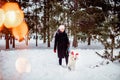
left=15, top=57, right=31, bottom=74
left=0, top=9, right=5, bottom=27
left=2, top=2, right=20, bottom=11
left=12, top=21, right=28, bottom=42
left=2, top=2, right=24, bottom=28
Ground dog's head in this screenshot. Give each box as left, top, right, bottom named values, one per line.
left=70, top=51, right=79, bottom=60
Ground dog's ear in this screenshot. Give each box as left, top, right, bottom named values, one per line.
left=71, top=51, right=74, bottom=55
left=76, top=53, right=79, bottom=55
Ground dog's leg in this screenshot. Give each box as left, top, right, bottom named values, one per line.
left=72, top=64, right=75, bottom=70
left=67, top=62, right=72, bottom=71
left=68, top=66, right=71, bottom=71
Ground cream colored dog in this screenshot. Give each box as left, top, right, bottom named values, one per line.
left=68, top=51, right=79, bottom=70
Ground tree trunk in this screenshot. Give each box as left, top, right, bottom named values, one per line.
left=111, top=47, right=114, bottom=61
left=43, top=29, right=46, bottom=43
left=35, top=2, right=38, bottom=47
left=110, top=36, right=115, bottom=61
left=43, top=0, right=47, bottom=43
left=10, top=34, right=13, bottom=44
left=5, top=34, right=9, bottom=49
left=47, top=27, right=50, bottom=47
left=72, top=22, right=78, bottom=47
left=25, top=34, right=28, bottom=46
left=88, top=35, right=91, bottom=45
left=47, top=0, right=50, bottom=47
left=72, top=33, right=78, bottom=47
left=36, top=28, right=38, bottom=46
left=12, top=37, right=15, bottom=48
left=67, top=13, right=70, bottom=36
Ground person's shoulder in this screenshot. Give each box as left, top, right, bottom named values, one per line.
left=64, top=31, right=68, bottom=35
left=56, top=31, right=59, bottom=35
left=55, top=30, right=59, bottom=36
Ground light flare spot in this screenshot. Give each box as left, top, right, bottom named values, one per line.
left=15, top=57, right=31, bottom=74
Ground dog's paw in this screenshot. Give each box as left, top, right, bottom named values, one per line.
left=68, top=66, right=72, bottom=71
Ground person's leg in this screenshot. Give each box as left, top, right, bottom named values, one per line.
left=59, top=58, right=62, bottom=65
left=65, top=56, right=68, bottom=65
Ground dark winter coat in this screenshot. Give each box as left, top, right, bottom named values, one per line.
left=54, top=30, right=69, bottom=58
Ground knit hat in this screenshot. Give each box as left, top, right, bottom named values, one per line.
left=58, top=25, right=65, bottom=31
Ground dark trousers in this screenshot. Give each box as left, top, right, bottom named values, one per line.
left=59, top=56, right=68, bottom=65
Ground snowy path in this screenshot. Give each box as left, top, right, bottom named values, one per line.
left=0, top=49, right=120, bottom=80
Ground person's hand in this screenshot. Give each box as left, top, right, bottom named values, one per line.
left=54, top=49, right=56, bottom=53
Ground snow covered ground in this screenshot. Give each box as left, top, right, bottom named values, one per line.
left=0, top=38, right=120, bottom=80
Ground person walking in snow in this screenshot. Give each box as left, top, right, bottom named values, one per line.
left=54, top=25, right=70, bottom=66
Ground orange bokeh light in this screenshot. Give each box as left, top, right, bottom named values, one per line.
left=2, top=2, right=20, bottom=11
left=0, top=9, right=5, bottom=27
left=2, top=2, right=24, bottom=28
left=12, top=21, right=28, bottom=42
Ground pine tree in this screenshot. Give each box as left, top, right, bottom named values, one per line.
left=94, top=0, right=120, bottom=61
